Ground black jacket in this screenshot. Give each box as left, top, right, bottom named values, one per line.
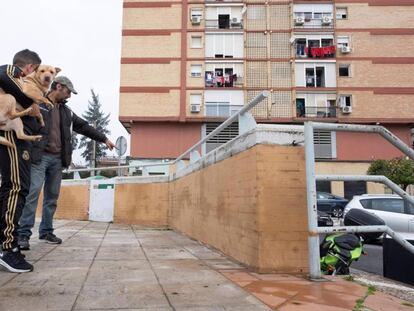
left=0, top=64, right=38, bottom=134
left=32, top=103, right=107, bottom=168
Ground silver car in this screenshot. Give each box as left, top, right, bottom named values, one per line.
left=344, top=194, right=414, bottom=239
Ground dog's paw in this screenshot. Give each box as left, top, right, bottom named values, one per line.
left=45, top=99, right=54, bottom=107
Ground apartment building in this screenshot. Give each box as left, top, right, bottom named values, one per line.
left=120, top=0, right=414, bottom=197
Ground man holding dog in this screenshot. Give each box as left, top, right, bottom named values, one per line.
left=0, top=49, right=42, bottom=273
left=17, top=76, right=115, bottom=251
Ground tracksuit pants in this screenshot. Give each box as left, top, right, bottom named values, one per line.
left=0, top=131, right=31, bottom=251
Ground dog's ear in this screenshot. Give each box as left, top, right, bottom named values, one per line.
left=55, top=67, right=62, bottom=74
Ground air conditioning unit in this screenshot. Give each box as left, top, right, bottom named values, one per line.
left=340, top=46, right=351, bottom=54
left=341, top=105, right=352, bottom=114
left=191, top=16, right=201, bottom=25
left=231, top=17, right=241, bottom=26
left=295, top=16, right=305, bottom=25
left=190, top=104, right=201, bottom=113
left=322, top=16, right=332, bottom=25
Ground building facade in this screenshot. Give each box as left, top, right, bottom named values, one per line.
left=120, top=0, right=414, bottom=197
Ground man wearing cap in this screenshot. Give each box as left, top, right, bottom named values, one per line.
left=17, top=76, right=115, bottom=249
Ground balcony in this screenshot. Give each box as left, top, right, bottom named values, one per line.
left=205, top=71, right=243, bottom=88
left=205, top=18, right=243, bottom=30
left=293, top=15, right=334, bottom=29
left=296, top=105, right=337, bottom=118
left=296, top=45, right=336, bottom=59
left=205, top=103, right=243, bottom=117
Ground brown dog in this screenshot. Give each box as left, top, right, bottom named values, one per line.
left=20, top=65, right=61, bottom=126
left=0, top=65, right=60, bottom=148
left=0, top=94, right=42, bottom=147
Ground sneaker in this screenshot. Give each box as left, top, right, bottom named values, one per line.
left=39, top=233, right=62, bottom=244
left=18, top=236, right=30, bottom=251
left=0, top=249, right=33, bottom=273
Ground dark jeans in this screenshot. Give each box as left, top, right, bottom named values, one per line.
left=0, top=131, right=31, bottom=250
left=18, top=154, right=62, bottom=239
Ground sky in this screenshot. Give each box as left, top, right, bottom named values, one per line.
left=0, top=0, right=129, bottom=165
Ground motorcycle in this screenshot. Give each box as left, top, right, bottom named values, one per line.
left=320, top=208, right=385, bottom=275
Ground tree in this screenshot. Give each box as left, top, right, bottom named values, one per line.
left=71, top=132, right=79, bottom=151
left=78, top=89, right=111, bottom=163
left=368, top=157, right=414, bottom=191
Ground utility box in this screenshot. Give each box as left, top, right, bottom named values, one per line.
left=383, top=237, right=414, bottom=286
left=89, top=180, right=115, bottom=222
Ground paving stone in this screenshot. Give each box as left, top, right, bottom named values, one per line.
left=95, top=245, right=147, bottom=261
left=163, top=281, right=264, bottom=308
left=74, top=284, right=170, bottom=310
left=84, top=260, right=157, bottom=285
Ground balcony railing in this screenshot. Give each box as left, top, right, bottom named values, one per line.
left=205, top=103, right=243, bottom=117
left=296, top=106, right=337, bottom=118
left=296, top=45, right=336, bottom=58
left=205, top=72, right=243, bottom=87
left=293, top=17, right=334, bottom=29
left=205, top=19, right=243, bottom=30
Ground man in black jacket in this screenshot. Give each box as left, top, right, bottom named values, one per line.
left=17, top=76, right=115, bottom=251
left=0, top=49, right=42, bottom=273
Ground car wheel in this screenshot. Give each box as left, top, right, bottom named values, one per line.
left=332, top=206, right=343, bottom=218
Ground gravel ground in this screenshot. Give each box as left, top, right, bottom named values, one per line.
left=349, top=268, right=414, bottom=304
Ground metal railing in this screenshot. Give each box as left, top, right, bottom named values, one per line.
left=205, top=19, right=243, bottom=29
left=297, top=106, right=336, bottom=118
left=65, top=91, right=269, bottom=176
left=305, top=121, right=414, bottom=280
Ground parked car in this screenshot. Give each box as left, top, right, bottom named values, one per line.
left=344, top=194, right=414, bottom=238
left=317, top=211, right=334, bottom=227
left=317, top=192, right=349, bottom=218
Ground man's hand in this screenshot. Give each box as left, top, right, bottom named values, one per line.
left=105, top=139, right=115, bottom=151
left=28, top=104, right=40, bottom=117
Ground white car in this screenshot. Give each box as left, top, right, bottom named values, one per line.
left=344, top=194, right=414, bottom=239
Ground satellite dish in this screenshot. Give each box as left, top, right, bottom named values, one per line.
left=115, top=136, right=127, bottom=156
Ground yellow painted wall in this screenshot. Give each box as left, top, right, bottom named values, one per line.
left=336, top=91, right=414, bottom=119
left=338, top=62, right=414, bottom=88
left=121, top=62, right=181, bottom=87
left=316, top=162, right=385, bottom=197
left=336, top=32, right=414, bottom=58
left=336, top=4, right=414, bottom=29
left=123, top=5, right=182, bottom=29
left=119, top=91, right=180, bottom=117
left=114, top=183, right=169, bottom=226
left=39, top=185, right=89, bottom=221
left=122, top=34, right=181, bottom=58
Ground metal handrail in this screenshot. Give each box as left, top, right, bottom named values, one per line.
left=65, top=91, right=269, bottom=174
left=305, top=121, right=414, bottom=280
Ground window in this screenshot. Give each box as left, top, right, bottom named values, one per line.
left=316, top=181, right=332, bottom=195
left=371, top=199, right=405, bottom=214
left=313, top=12, right=322, bottom=19
left=339, top=95, right=352, bottom=107
left=191, top=36, right=202, bottom=48
left=344, top=181, right=366, bottom=200
left=337, top=36, right=350, bottom=48
left=190, top=64, right=202, bottom=77
left=336, top=7, right=348, bottom=20
left=305, top=66, right=325, bottom=87
left=314, top=130, right=335, bottom=159
left=339, top=64, right=350, bottom=77
left=190, top=94, right=202, bottom=106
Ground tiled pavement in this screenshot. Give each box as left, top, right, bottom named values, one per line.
left=0, top=220, right=413, bottom=311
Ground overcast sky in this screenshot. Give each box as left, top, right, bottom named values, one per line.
left=0, top=0, right=128, bottom=164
